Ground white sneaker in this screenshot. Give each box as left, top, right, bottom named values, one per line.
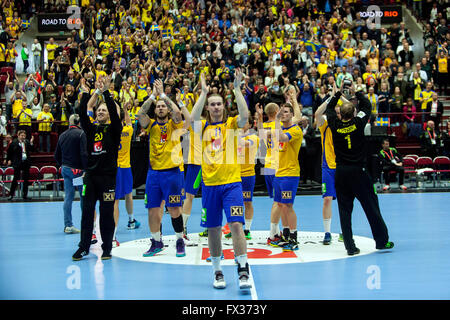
left=213, top=271, right=226, bottom=289
left=64, top=226, right=80, bottom=234
left=239, top=273, right=252, bottom=289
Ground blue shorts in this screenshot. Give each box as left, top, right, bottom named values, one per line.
left=115, top=167, right=133, bottom=199
left=322, top=167, right=336, bottom=199
left=184, top=164, right=201, bottom=196
left=273, top=176, right=300, bottom=204
left=200, top=182, right=245, bottom=228
left=145, top=167, right=183, bottom=208
left=241, top=175, right=256, bottom=202
left=263, top=168, right=276, bottom=198
left=180, top=170, right=186, bottom=201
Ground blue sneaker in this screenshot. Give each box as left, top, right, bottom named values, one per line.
left=323, top=232, right=332, bottom=245
left=127, top=219, right=140, bottom=230
left=282, top=240, right=299, bottom=252
left=206, top=254, right=224, bottom=262
left=143, top=239, right=164, bottom=257
left=176, top=238, right=186, bottom=257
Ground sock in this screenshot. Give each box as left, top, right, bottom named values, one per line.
left=270, top=223, right=278, bottom=238
left=211, top=256, right=222, bottom=273
left=151, top=232, right=161, bottom=242
left=128, top=214, right=134, bottom=222
left=171, top=215, right=184, bottom=233
left=235, top=254, right=248, bottom=271
left=175, top=232, right=183, bottom=239
left=182, top=213, right=190, bottom=227
left=282, top=227, right=290, bottom=240
left=245, top=219, right=252, bottom=231
left=323, top=218, right=331, bottom=233
left=113, top=227, right=117, bottom=240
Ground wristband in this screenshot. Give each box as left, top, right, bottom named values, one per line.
left=149, top=94, right=156, bottom=101
left=160, top=93, right=167, bottom=99
left=94, top=89, right=102, bottom=96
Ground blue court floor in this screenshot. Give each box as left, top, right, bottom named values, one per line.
left=0, top=192, right=449, bottom=300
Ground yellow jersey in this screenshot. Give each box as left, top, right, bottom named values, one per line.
left=420, top=90, right=434, bottom=110
left=146, top=118, right=184, bottom=170
left=117, top=125, right=133, bottom=168
left=318, top=119, right=336, bottom=169
left=12, top=99, right=24, bottom=119
left=18, top=108, right=32, bottom=126
left=275, top=124, right=303, bottom=177
left=46, top=43, right=58, bottom=60
left=262, top=121, right=281, bottom=171
left=187, top=121, right=202, bottom=165
left=438, top=57, right=448, bottom=73
left=239, top=133, right=260, bottom=177
left=37, top=111, right=54, bottom=131
left=201, top=116, right=241, bottom=186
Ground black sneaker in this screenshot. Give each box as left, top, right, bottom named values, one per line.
left=376, top=241, right=394, bottom=250
left=101, top=251, right=112, bottom=260
left=237, top=263, right=252, bottom=289
left=347, top=247, right=360, bottom=256
left=72, top=248, right=89, bottom=261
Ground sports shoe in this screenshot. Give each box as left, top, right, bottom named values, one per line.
left=222, top=223, right=230, bottom=234
left=400, top=185, right=407, bottom=190
left=127, top=219, right=141, bottom=230
left=376, top=241, right=394, bottom=250
left=91, top=234, right=98, bottom=244
left=112, top=239, right=120, bottom=248
left=72, top=248, right=89, bottom=261
left=237, top=263, right=252, bottom=289
left=282, top=239, right=299, bottom=252
left=199, top=229, right=208, bottom=237
left=64, top=226, right=80, bottom=234
left=176, top=238, right=186, bottom=257
left=338, top=233, right=344, bottom=242
left=206, top=254, right=224, bottom=262
left=267, top=234, right=283, bottom=247
left=244, top=230, right=252, bottom=240
left=101, top=250, right=112, bottom=260
left=323, top=232, right=332, bottom=245
left=213, top=271, right=226, bottom=289
left=224, top=232, right=232, bottom=239
left=143, top=239, right=164, bottom=257
left=382, top=184, right=390, bottom=191
left=347, top=247, right=360, bottom=256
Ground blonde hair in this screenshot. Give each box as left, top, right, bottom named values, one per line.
left=264, top=102, right=279, bottom=117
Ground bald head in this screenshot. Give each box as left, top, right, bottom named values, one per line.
left=69, top=114, right=80, bottom=126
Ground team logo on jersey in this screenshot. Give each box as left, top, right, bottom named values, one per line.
left=160, top=125, right=168, bottom=143
left=94, top=141, right=103, bottom=152
left=103, top=192, right=115, bottom=201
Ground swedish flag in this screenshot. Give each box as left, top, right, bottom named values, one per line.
left=375, top=117, right=390, bottom=127
left=150, top=24, right=160, bottom=32
left=303, top=39, right=325, bottom=53
left=161, top=28, right=173, bottom=39
left=22, top=20, right=30, bottom=29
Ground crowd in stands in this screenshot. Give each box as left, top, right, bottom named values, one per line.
left=1, top=0, right=450, bottom=175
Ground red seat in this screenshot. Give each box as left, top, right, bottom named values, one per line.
left=433, top=157, right=450, bottom=185
left=39, top=165, right=62, bottom=197
left=405, top=154, right=419, bottom=161
left=0, top=67, right=14, bottom=78
left=416, top=156, right=434, bottom=168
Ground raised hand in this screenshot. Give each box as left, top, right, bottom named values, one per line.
left=200, top=73, right=209, bottom=95
left=233, top=67, right=243, bottom=90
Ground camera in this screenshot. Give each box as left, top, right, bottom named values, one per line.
left=343, top=79, right=352, bottom=88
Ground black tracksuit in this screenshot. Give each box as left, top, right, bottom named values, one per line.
left=78, top=90, right=122, bottom=253
left=325, top=91, right=390, bottom=252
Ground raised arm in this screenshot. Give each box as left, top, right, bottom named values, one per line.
left=136, top=81, right=158, bottom=129
left=190, top=73, right=209, bottom=122
left=233, top=68, right=249, bottom=128
left=314, top=94, right=331, bottom=128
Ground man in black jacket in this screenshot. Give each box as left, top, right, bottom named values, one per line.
left=6, top=130, right=34, bottom=200
left=325, top=80, right=394, bottom=255
left=378, top=139, right=407, bottom=191
left=72, top=76, right=122, bottom=261
left=54, top=114, right=88, bottom=234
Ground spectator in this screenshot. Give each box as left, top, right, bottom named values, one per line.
left=21, top=42, right=29, bottom=74
left=421, top=120, right=440, bottom=158
left=31, top=38, right=42, bottom=72
left=426, top=92, right=444, bottom=127
left=378, top=139, right=407, bottom=191
left=36, top=103, right=54, bottom=152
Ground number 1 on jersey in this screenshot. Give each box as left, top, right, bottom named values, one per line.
left=345, top=134, right=351, bottom=149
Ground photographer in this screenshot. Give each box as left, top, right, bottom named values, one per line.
left=325, top=79, right=394, bottom=255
